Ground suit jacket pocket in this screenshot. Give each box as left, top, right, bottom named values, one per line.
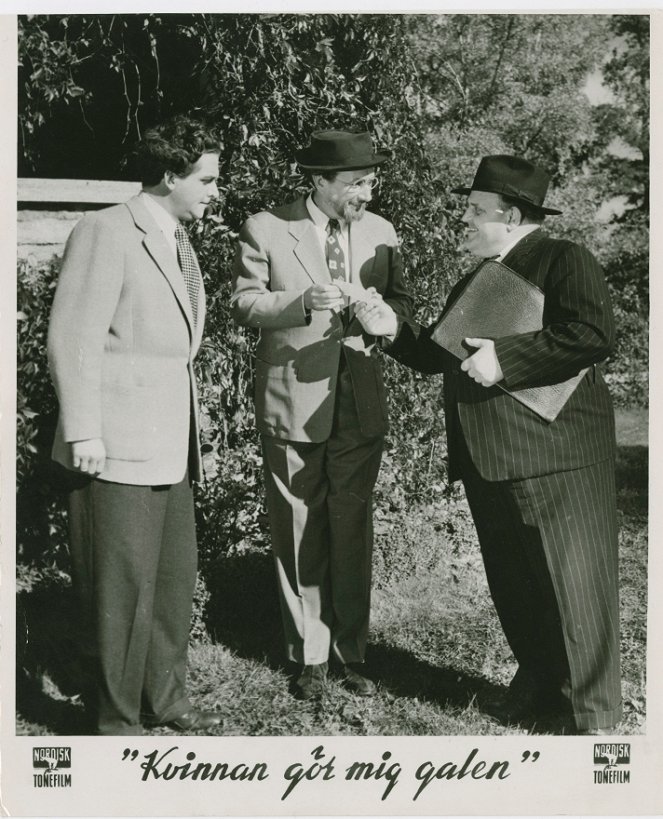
left=254, top=357, right=336, bottom=441
left=101, top=383, right=156, bottom=462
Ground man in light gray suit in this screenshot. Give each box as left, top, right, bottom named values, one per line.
left=48, top=117, right=222, bottom=735
left=232, top=130, right=413, bottom=700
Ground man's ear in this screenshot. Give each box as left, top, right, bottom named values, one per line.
left=507, top=205, right=523, bottom=229
left=163, top=170, right=178, bottom=191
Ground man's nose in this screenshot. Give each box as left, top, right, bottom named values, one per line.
left=461, top=208, right=472, bottom=224
left=357, top=186, right=372, bottom=202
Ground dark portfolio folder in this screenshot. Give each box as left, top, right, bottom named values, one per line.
left=431, top=259, right=588, bottom=422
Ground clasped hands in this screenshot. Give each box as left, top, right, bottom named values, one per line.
left=354, top=288, right=503, bottom=387
left=304, top=283, right=399, bottom=336
left=353, top=292, right=399, bottom=337
left=355, top=297, right=503, bottom=386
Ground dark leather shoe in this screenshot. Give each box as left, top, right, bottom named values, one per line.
left=294, top=662, right=328, bottom=700
left=482, top=686, right=558, bottom=725
left=164, top=710, right=222, bottom=732
left=342, top=664, right=376, bottom=696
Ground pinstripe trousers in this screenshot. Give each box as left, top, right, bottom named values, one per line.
left=458, top=435, right=622, bottom=730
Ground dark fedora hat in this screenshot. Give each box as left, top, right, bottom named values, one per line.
left=295, top=130, right=390, bottom=172
left=452, top=154, right=562, bottom=215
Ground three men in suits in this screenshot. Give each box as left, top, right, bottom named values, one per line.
left=232, top=130, right=413, bottom=699
left=48, top=117, right=222, bottom=735
left=357, top=155, right=622, bottom=733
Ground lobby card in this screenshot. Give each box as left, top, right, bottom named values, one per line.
left=2, top=4, right=662, bottom=817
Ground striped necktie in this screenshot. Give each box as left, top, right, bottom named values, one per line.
left=175, top=224, right=201, bottom=326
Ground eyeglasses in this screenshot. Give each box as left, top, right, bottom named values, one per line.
left=466, top=203, right=505, bottom=217
left=338, top=176, right=380, bottom=193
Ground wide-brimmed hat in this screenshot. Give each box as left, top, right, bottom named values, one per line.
left=452, top=154, right=562, bottom=215
left=295, top=130, right=390, bottom=172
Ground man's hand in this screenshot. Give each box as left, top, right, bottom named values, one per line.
left=71, top=439, right=106, bottom=475
left=304, top=284, right=345, bottom=311
left=355, top=297, right=398, bottom=337
left=460, top=338, right=504, bottom=387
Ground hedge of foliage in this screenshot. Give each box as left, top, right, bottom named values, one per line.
left=17, top=14, right=649, bottom=586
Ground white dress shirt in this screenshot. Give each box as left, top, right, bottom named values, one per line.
left=140, top=191, right=180, bottom=258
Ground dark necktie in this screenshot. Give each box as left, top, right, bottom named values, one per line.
left=326, top=218, right=346, bottom=282
left=326, top=218, right=349, bottom=326
left=175, top=224, right=201, bottom=326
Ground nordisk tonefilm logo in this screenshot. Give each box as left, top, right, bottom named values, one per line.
left=593, top=743, right=630, bottom=784
left=32, top=747, right=72, bottom=788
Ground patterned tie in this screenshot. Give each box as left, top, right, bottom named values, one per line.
left=326, top=218, right=347, bottom=282
left=326, top=218, right=349, bottom=325
left=175, top=224, right=201, bottom=326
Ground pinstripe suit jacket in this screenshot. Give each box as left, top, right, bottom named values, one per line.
left=387, top=229, right=616, bottom=481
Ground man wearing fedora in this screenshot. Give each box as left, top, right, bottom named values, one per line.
left=357, top=155, right=621, bottom=734
left=232, top=130, right=412, bottom=699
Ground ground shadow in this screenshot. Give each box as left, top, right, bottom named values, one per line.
left=16, top=583, right=90, bottom=734
left=364, top=641, right=499, bottom=712
left=201, top=551, right=507, bottom=721
left=201, top=549, right=285, bottom=669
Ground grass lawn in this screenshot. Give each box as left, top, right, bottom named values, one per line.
left=16, top=410, right=648, bottom=737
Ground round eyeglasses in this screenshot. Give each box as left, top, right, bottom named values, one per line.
left=339, top=176, right=380, bottom=193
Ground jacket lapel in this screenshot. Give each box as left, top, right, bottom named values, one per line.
left=501, top=228, right=546, bottom=281
left=125, top=195, right=196, bottom=339
left=289, top=197, right=329, bottom=285
left=349, top=219, right=377, bottom=285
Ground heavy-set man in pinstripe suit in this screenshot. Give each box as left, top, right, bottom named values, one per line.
left=356, top=155, right=621, bottom=734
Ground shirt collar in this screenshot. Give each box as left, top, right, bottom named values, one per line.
left=495, top=224, right=540, bottom=261
left=140, top=190, right=180, bottom=236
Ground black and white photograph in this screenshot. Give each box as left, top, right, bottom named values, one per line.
left=1, top=4, right=661, bottom=816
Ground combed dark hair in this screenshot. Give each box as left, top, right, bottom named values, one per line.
left=135, top=116, right=221, bottom=186
left=498, top=193, right=546, bottom=225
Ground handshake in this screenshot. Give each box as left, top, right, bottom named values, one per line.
left=304, top=282, right=398, bottom=337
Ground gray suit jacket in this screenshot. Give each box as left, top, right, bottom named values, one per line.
left=48, top=195, right=205, bottom=485
left=231, top=196, right=413, bottom=442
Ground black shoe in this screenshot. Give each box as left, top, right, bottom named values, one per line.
left=342, top=663, right=377, bottom=697
left=294, top=662, right=328, bottom=700
left=162, top=710, right=222, bottom=732
left=482, top=686, right=557, bottom=725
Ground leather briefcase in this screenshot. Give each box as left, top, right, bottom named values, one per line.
left=431, top=259, right=587, bottom=422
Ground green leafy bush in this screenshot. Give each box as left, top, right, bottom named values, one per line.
left=17, top=258, right=67, bottom=565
